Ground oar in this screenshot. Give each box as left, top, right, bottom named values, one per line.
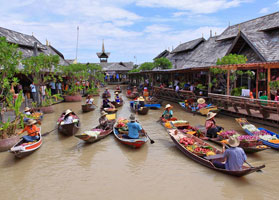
left=144, top=130, right=155, bottom=144
left=245, top=161, right=263, bottom=172
left=42, top=127, right=58, bottom=137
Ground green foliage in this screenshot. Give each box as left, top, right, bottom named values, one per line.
left=216, top=54, right=247, bottom=65
left=269, top=80, right=279, bottom=90
left=154, top=57, right=173, bottom=69
left=231, top=86, right=247, bottom=96
left=196, top=84, right=206, bottom=90
left=139, top=62, right=155, bottom=71
left=129, top=68, right=140, bottom=73
left=0, top=37, right=22, bottom=100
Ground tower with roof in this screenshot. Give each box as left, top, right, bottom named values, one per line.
left=96, top=40, right=110, bottom=63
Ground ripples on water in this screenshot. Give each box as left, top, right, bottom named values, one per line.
left=0, top=87, right=278, bottom=200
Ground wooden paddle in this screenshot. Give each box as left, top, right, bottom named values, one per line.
left=42, top=127, right=58, bottom=137
left=245, top=161, right=263, bottom=172
left=143, top=129, right=155, bottom=144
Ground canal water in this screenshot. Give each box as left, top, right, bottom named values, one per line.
left=0, top=87, right=278, bottom=200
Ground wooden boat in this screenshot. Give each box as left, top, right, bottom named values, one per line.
left=10, top=128, right=42, bottom=158
left=113, top=125, right=148, bottom=148
left=111, top=100, right=123, bottom=108
left=130, top=101, right=149, bottom=115
left=81, top=104, right=96, bottom=112
left=168, top=129, right=265, bottom=177
left=57, top=113, right=80, bottom=136
left=178, top=102, right=220, bottom=116
left=102, top=107, right=118, bottom=114
left=102, top=93, right=111, bottom=99
left=236, top=118, right=279, bottom=150
left=114, top=89, right=122, bottom=93
left=75, top=120, right=115, bottom=143
left=126, top=91, right=138, bottom=99
left=194, top=125, right=270, bottom=153
left=146, top=97, right=163, bottom=105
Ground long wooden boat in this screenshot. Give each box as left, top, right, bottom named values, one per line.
left=111, top=100, right=123, bottom=108
left=178, top=102, right=220, bottom=116
left=236, top=118, right=279, bottom=149
left=113, top=126, right=148, bottom=148
left=57, top=114, right=80, bottom=136
left=81, top=104, right=96, bottom=112
left=194, top=125, right=270, bottom=153
left=168, top=129, right=265, bottom=177
left=102, top=93, right=111, bottom=99
left=102, top=107, right=118, bottom=114
left=114, top=89, right=122, bottom=93
left=10, top=128, right=42, bottom=158
left=130, top=101, right=149, bottom=115
left=126, top=91, right=138, bottom=99
left=75, top=120, right=115, bottom=143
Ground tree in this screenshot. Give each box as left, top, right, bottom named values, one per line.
left=139, top=62, right=154, bottom=71
left=154, top=57, right=172, bottom=69
left=0, top=37, right=22, bottom=102
left=216, top=54, right=247, bottom=65
left=22, top=53, right=60, bottom=105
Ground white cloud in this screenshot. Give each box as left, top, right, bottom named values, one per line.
left=259, top=7, right=269, bottom=14
left=276, top=1, right=279, bottom=5
left=144, top=25, right=171, bottom=33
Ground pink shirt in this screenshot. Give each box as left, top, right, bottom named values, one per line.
left=198, top=103, right=207, bottom=109
left=205, top=120, right=216, bottom=130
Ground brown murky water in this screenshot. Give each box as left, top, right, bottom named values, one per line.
left=0, top=87, right=279, bottom=200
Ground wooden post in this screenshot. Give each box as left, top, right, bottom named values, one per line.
left=267, top=67, right=271, bottom=99
left=256, top=68, right=259, bottom=99
left=227, top=69, right=230, bottom=95
left=171, top=73, right=174, bottom=88
left=208, top=71, right=211, bottom=93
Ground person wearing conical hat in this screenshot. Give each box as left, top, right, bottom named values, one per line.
left=24, top=107, right=32, bottom=115
left=63, top=109, right=75, bottom=124
left=213, top=137, right=247, bottom=171
left=115, top=92, right=121, bottom=103
left=205, top=112, right=223, bottom=138
left=18, top=119, right=40, bottom=142
left=162, top=104, right=173, bottom=120
left=122, top=114, right=143, bottom=139
left=197, top=98, right=207, bottom=110
left=137, top=96, right=145, bottom=111
left=98, top=111, right=109, bottom=130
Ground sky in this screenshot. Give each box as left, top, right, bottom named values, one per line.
left=0, top=0, right=279, bottom=64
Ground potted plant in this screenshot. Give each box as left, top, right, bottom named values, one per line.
left=0, top=92, right=24, bottom=151
left=196, top=84, right=207, bottom=96
left=269, top=80, right=279, bottom=95
left=39, top=89, right=63, bottom=113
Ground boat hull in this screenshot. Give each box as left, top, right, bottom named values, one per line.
left=58, top=123, right=80, bottom=136
left=82, top=104, right=95, bottom=112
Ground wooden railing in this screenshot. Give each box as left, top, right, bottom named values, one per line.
left=208, top=93, right=279, bottom=120
left=153, top=87, right=198, bottom=102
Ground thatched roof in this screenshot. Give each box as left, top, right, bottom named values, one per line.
left=172, top=38, right=205, bottom=53
left=154, top=50, right=170, bottom=60
left=99, top=62, right=133, bottom=72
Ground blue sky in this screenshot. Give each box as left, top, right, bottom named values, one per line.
left=0, top=0, right=279, bottom=64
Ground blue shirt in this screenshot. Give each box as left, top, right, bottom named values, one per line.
left=163, top=110, right=173, bottom=119
left=56, top=83, right=62, bottom=89
left=50, top=82, right=56, bottom=89
left=224, top=147, right=247, bottom=171
left=127, top=122, right=142, bottom=139
left=30, top=84, right=36, bottom=92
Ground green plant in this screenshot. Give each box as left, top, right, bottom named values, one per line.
left=216, top=54, right=247, bottom=65
left=269, top=80, right=279, bottom=90
left=231, top=86, right=247, bottom=96
left=196, top=84, right=206, bottom=90
left=154, top=57, right=173, bottom=69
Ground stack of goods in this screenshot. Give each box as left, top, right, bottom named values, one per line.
left=81, top=130, right=101, bottom=139
left=164, top=121, right=173, bottom=129
left=31, top=112, right=43, bottom=120
left=252, top=130, right=279, bottom=144
left=179, top=137, right=216, bottom=157
left=171, top=120, right=189, bottom=127
left=218, top=130, right=264, bottom=148
left=115, top=118, right=129, bottom=134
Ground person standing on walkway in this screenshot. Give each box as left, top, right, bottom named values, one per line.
left=50, top=81, right=56, bottom=95
left=40, top=85, right=46, bottom=101
left=30, top=82, right=37, bottom=102
left=56, top=82, right=62, bottom=94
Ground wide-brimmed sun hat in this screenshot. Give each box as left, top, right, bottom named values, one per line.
left=65, top=109, right=73, bottom=116
left=24, top=107, right=31, bottom=112
left=129, top=114, right=136, bottom=122
left=228, top=136, right=240, bottom=147
left=101, top=111, right=108, bottom=116
left=115, top=92, right=119, bottom=95
left=197, top=98, right=206, bottom=104
left=165, top=104, right=172, bottom=109
left=27, top=119, right=37, bottom=126
left=138, top=96, right=145, bottom=101
left=206, top=112, right=217, bottom=120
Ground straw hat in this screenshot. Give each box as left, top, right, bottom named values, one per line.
left=101, top=111, right=108, bottom=117
left=27, top=119, right=37, bottom=126
left=129, top=114, right=136, bottom=122
left=165, top=104, right=172, bottom=109
left=138, top=96, right=145, bottom=101
left=115, top=92, right=119, bottom=95
left=197, top=98, right=206, bottom=104
left=206, top=112, right=217, bottom=120
left=65, top=109, right=73, bottom=116
left=24, top=107, right=31, bottom=112
left=227, top=136, right=240, bottom=147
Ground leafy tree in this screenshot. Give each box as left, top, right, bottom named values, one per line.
left=22, top=53, right=60, bottom=105
left=216, top=54, right=247, bottom=65
left=129, top=68, right=140, bottom=73
left=139, top=62, right=154, bottom=71
left=0, top=37, right=22, bottom=102
left=154, top=57, right=172, bottom=69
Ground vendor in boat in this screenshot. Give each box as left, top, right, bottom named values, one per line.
left=205, top=112, right=223, bottom=138
left=98, top=111, right=110, bottom=130
left=132, top=86, right=138, bottom=93
left=17, top=119, right=40, bottom=142
left=137, top=96, right=145, bottom=109
left=23, top=107, right=32, bottom=122
left=197, top=98, right=207, bottom=110
left=85, top=95, right=95, bottom=105
left=115, top=92, right=121, bottom=103
left=104, top=88, right=110, bottom=95
left=122, top=114, right=144, bottom=139
left=161, top=104, right=173, bottom=120
left=63, top=109, right=76, bottom=124
left=103, top=97, right=115, bottom=109
left=116, top=85, right=121, bottom=91
left=213, top=137, right=247, bottom=171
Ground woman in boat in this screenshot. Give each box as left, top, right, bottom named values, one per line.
left=63, top=109, right=75, bottom=124
left=104, top=88, right=110, bottom=96
left=98, top=111, right=110, bottom=130
left=116, top=85, right=121, bottom=91
left=103, top=97, right=114, bottom=109
left=205, top=112, right=223, bottom=138
left=85, top=95, right=96, bottom=107
left=213, top=137, right=247, bottom=171
left=197, top=98, right=207, bottom=110
left=17, top=119, right=40, bottom=142
left=132, top=86, right=138, bottom=93
left=123, top=114, right=144, bottom=139
left=137, top=96, right=145, bottom=110
left=162, top=104, right=173, bottom=120
left=23, top=107, right=32, bottom=122
left=115, top=92, right=121, bottom=103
